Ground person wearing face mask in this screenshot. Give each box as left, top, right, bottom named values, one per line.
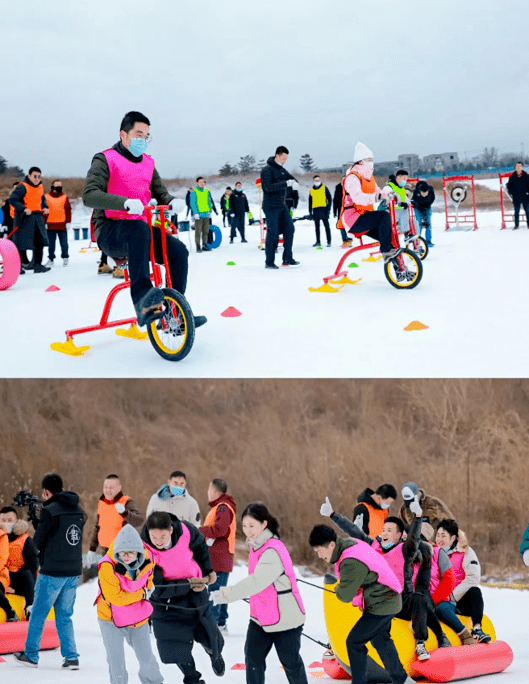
left=0, top=516, right=19, bottom=622
left=398, top=482, right=455, bottom=529
left=309, top=175, right=333, bottom=247
left=9, top=167, right=50, bottom=273
left=0, top=506, right=39, bottom=618
left=338, top=143, right=398, bottom=263
left=141, top=511, right=224, bottom=684
left=228, top=181, right=250, bottom=243
left=96, top=524, right=163, bottom=684
left=210, top=503, right=307, bottom=684
left=146, top=470, right=201, bottom=525
left=320, top=495, right=451, bottom=662
left=411, top=181, right=435, bottom=247
left=351, top=484, right=397, bottom=537
left=381, top=170, right=413, bottom=242
left=44, top=180, right=71, bottom=267
left=83, top=111, right=206, bottom=329
left=86, top=474, right=144, bottom=565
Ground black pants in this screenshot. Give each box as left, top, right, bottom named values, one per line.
left=230, top=213, right=246, bottom=240
left=313, top=209, right=331, bottom=244
left=0, top=582, right=16, bottom=618
left=48, top=229, right=69, bottom=260
left=396, top=592, right=430, bottom=642
left=33, top=223, right=46, bottom=265
left=456, top=586, right=484, bottom=625
left=513, top=200, right=529, bottom=226
left=97, top=218, right=189, bottom=304
left=245, top=621, right=307, bottom=684
left=152, top=616, right=203, bottom=684
left=346, top=612, right=408, bottom=684
left=263, top=206, right=294, bottom=266
left=9, top=569, right=36, bottom=607
left=349, top=211, right=392, bottom=253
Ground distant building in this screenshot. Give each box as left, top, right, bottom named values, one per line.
left=397, top=154, right=420, bottom=176
left=316, top=164, right=350, bottom=175
left=422, top=152, right=459, bottom=173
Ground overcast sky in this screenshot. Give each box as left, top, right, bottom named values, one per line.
left=2, top=0, right=528, bottom=178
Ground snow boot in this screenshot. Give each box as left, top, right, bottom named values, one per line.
left=98, top=263, right=113, bottom=274
left=472, top=627, right=491, bottom=643
left=415, top=640, right=430, bottom=661
left=458, top=627, right=475, bottom=645
left=438, top=633, right=451, bottom=648
left=134, top=288, right=164, bottom=327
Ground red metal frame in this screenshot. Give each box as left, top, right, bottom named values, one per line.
left=322, top=199, right=405, bottom=283
left=443, top=175, right=478, bottom=231
left=63, top=206, right=171, bottom=342
left=498, top=171, right=520, bottom=230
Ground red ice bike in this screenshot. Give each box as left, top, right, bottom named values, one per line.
left=51, top=206, right=196, bottom=361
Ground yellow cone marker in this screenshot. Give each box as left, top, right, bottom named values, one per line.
left=50, top=339, right=91, bottom=356
left=308, top=283, right=344, bottom=293
left=404, top=321, right=429, bottom=331
left=330, top=276, right=362, bottom=285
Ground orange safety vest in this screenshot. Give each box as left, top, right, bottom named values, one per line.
left=203, top=502, right=236, bottom=554
left=337, top=169, right=376, bottom=229
left=363, top=502, right=389, bottom=538
left=97, top=495, right=130, bottom=549
left=9, top=204, right=15, bottom=218
left=45, top=193, right=67, bottom=223
left=22, top=182, right=44, bottom=212
left=7, top=533, right=29, bottom=573
left=0, top=529, right=10, bottom=590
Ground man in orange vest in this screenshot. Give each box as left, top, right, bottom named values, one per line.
left=352, top=484, right=398, bottom=538
left=45, top=180, right=72, bottom=267
left=86, top=474, right=144, bottom=564
left=8, top=167, right=51, bottom=273
left=199, top=478, right=236, bottom=632
left=0, top=506, right=39, bottom=617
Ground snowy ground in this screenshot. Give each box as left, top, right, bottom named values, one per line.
left=1, top=202, right=528, bottom=378
left=1, top=566, right=526, bottom=684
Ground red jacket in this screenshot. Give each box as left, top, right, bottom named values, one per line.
left=199, top=494, right=236, bottom=573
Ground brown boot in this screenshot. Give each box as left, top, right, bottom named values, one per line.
left=458, top=627, right=475, bottom=645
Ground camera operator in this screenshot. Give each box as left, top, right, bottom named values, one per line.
left=15, top=474, right=86, bottom=670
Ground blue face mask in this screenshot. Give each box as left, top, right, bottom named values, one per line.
left=128, top=138, right=148, bottom=157
left=381, top=540, right=394, bottom=549
left=380, top=503, right=390, bottom=510
left=398, top=180, right=407, bottom=188
left=170, top=486, right=185, bottom=497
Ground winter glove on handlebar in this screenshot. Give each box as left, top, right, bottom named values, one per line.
left=170, top=198, right=186, bottom=214
left=124, top=199, right=144, bottom=214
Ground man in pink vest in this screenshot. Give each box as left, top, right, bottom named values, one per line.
left=141, top=511, right=223, bottom=684
left=309, top=525, right=414, bottom=684
left=82, top=111, right=206, bottom=329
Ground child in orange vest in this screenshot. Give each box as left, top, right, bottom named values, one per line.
left=0, top=507, right=38, bottom=617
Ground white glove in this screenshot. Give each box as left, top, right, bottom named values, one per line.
left=144, top=586, right=155, bottom=600
left=409, top=497, right=422, bottom=517
left=124, top=199, right=144, bottom=214
left=115, top=503, right=126, bottom=514
left=286, top=179, right=295, bottom=187
left=523, top=549, right=529, bottom=566
left=148, top=198, right=158, bottom=206
left=210, top=591, right=220, bottom=606
left=320, top=497, right=333, bottom=517
left=206, top=538, right=215, bottom=546
left=353, top=513, right=364, bottom=529
left=85, top=550, right=99, bottom=566
left=194, top=213, right=200, bottom=220
left=170, top=198, right=186, bottom=214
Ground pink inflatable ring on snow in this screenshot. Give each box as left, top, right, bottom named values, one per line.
left=0, top=238, right=21, bottom=290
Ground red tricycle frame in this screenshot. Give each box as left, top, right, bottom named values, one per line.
left=443, top=175, right=478, bottom=231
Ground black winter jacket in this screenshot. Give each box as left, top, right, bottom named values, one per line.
left=261, top=157, right=296, bottom=211
left=412, top=182, right=435, bottom=210
left=333, top=183, right=343, bottom=217
left=229, top=190, right=250, bottom=215
left=33, top=491, right=86, bottom=577
left=506, top=171, right=529, bottom=202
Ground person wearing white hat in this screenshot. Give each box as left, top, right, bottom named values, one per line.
left=337, top=142, right=400, bottom=263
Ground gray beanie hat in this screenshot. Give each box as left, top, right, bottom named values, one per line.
left=113, top=524, right=145, bottom=567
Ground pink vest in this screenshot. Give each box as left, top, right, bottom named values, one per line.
left=97, top=554, right=153, bottom=627
left=144, top=524, right=202, bottom=580
left=449, top=550, right=465, bottom=585
left=335, top=539, right=402, bottom=610
left=371, top=540, right=406, bottom=592
left=429, top=546, right=442, bottom=595
left=103, top=148, right=155, bottom=221
left=248, top=538, right=305, bottom=627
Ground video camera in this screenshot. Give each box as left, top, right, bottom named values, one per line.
left=13, top=490, right=44, bottom=526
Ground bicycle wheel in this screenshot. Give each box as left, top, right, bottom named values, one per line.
left=410, top=235, right=429, bottom=261
left=384, top=248, right=423, bottom=290
left=147, top=288, right=195, bottom=361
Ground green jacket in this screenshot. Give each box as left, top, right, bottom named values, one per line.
left=331, top=537, right=402, bottom=616
left=82, top=141, right=173, bottom=239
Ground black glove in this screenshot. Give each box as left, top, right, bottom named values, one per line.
left=401, top=202, right=408, bottom=209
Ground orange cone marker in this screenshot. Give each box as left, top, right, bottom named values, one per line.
left=404, top=321, right=429, bottom=331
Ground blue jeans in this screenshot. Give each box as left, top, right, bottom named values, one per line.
left=25, top=574, right=80, bottom=662
left=414, top=207, right=432, bottom=243
left=208, top=571, right=229, bottom=626
left=435, top=600, right=465, bottom=634
left=47, top=230, right=69, bottom=260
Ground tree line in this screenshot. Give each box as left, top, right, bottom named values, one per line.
left=219, top=154, right=317, bottom=176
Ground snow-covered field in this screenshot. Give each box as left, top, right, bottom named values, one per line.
left=1, top=203, right=527, bottom=378
left=1, top=566, right=526, bottom=684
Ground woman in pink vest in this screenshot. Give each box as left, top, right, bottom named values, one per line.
left=210, top=503, right=307, bottom=684
left=434, top=519, right=491, bottom=644
left=309, top=524, right=414, bottom=684
left=96, top=524, right=163, bottom=684
left=141, top=511, right=224, bottom=684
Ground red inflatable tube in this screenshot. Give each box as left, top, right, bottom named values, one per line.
left=0, top=619, right=60, bottom=655
left=322, top=651, right=350, bottom=680
left=410, top=641, right=513, bottom=683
